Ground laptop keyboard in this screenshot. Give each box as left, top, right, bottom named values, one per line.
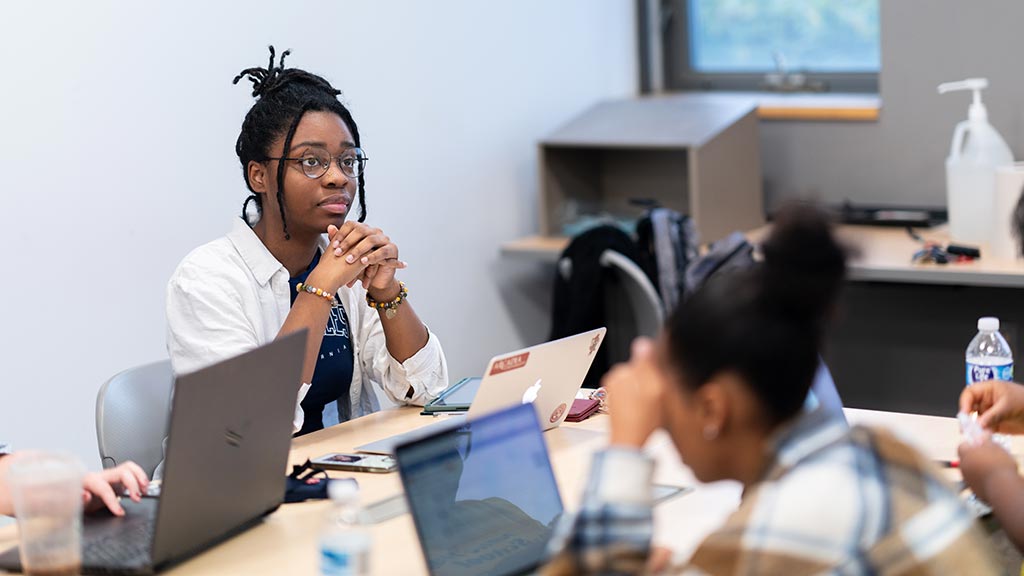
left=80, top=501, right=156, bottom=574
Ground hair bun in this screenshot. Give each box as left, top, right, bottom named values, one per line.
left=760, top=203, right=847, bottom=328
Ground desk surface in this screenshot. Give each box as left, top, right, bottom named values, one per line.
left=502, top=225, right=1024, bottom=288
left=0, top=408, right=999, bottom=575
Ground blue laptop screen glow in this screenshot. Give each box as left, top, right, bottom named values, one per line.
left=396, top=404, right=563, bottom=576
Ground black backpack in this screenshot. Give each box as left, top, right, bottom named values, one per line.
left=549, top=225, right=653, bottom=389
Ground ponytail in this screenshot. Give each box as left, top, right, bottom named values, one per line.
left=760, top=203, right=846, bottom=332
left=665, top=203, right=847, bottom=425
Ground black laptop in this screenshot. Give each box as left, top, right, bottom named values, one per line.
left=395, top=402, right=564, bottom=576
left=0, top=331, right=306, bottom=575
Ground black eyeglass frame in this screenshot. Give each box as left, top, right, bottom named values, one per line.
left=265, top=147, right=369, bottom=179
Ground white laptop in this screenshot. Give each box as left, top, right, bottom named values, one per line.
left=356, top=327, right=606, bottom=455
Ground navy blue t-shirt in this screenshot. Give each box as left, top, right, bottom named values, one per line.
left=290, top=251, right=355, bottom=436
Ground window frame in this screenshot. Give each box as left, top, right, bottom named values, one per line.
left=661, top=0, right=880, bottom=94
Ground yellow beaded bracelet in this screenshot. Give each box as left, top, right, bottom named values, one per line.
left=295, top=282, right=336, bottom=304
left=365, top=281, right=408, bottom=319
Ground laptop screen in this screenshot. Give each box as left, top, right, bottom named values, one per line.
left=396, top=404, right=563, bottom=576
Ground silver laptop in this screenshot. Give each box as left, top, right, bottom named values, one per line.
left=356, top=328, right=606, bottom=455
left=0, top=331, right=306, bottom=575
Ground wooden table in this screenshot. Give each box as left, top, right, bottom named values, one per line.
left=0, top=408, right=1004, bottom=575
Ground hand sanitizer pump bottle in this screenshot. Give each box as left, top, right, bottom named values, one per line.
left=938, top=78, right=1014, bottom=245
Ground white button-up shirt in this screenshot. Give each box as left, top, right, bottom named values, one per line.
left=166, top=218, right=449, bottom=432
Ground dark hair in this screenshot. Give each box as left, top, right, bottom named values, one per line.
left=233, top=46, right=367, bottom=239
left=665, top=204, right=847, bottom=426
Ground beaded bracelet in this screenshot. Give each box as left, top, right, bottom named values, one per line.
left=295, top=282, right=336, bottom=305
left=366, top=281, right=408, bottom=319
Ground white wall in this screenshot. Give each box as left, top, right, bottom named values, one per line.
left=0, top=1, right=637, bottom=468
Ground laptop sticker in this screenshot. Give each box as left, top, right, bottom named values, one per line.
left=588, top=334, right=601, bottom=356
left=550, top=403, right=567, bottom=424
left=490, top=352, right=530, bottom=376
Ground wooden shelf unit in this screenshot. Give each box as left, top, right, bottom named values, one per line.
left=537, top=93, right=766, bottom=243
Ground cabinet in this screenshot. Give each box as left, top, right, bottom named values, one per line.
left=537, top=93, right=764, bottom=244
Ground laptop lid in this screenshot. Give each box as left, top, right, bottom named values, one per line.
left=396, top=403, right=563, bottom=576
left=150, top=330, right=306, bottom=567
left=353, top=328, right=606, bottom=456
left=467, top=328, right=605, bottom=430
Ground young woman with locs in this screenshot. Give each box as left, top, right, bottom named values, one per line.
left=166, top=47, right=448, bottom=436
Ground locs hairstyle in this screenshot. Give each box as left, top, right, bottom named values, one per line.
left=233, top=46, right=367, bottom=239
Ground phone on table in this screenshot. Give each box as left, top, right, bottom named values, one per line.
left=312, top=452, right=397, bottom=473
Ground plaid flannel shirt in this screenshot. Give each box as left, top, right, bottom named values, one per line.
left=544, top=409, right=1000, bottom=575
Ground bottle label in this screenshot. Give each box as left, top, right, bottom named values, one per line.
left=966, top=362, right=1014, bottom=386
left=321, top=549, right=354, bottom=576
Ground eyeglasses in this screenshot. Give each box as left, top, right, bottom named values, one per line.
left=267, top=147, right=369, bottom=179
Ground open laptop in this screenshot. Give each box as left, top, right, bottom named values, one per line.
left=395, top=402, right=563, bottom=576
left=356, top=328, right=606, bottom=455
left=0, top=331, right=306, bottom=575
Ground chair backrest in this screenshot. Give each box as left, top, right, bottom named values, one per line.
left=96, top=360, right=174, bottom=476
left=599, top=249, right=666, bottom=366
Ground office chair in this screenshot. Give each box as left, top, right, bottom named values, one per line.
left=599, top=249, right=665, bottom=366
left=95, top=360, right=173, bottom=477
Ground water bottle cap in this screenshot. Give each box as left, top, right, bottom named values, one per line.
left=328, top=479, right=360, bottom=502
left=978, top=317, right=1000, bottom=331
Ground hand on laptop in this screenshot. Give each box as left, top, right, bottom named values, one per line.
left=0, top=456, right=148, bottom=517
left=603, top=338, right=666, bottom=449
left=960, top=380, right=1024, bottom=434
left=82, top=461, right=149, bottom=516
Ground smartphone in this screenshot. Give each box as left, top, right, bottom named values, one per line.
left=311, top=452, right=397, bottom=473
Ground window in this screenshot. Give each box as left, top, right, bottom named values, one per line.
left=662, top=0, right=880, bottom=93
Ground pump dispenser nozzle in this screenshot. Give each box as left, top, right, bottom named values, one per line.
left=938, top=78, right=990, bottom=121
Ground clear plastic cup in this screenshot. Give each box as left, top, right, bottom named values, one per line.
left=7, top=453, right=85, bottom=576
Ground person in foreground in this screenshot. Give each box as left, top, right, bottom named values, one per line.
left=0, top=454, right=148, bottom=517
left=959, top=379, right=1024, bottom=553
left=166, top=47, right=447, bottom=436
left=544, top=205, right=998, bottom=575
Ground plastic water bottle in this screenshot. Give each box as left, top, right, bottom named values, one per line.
left=966, top=317, right=1013, bottom=386
left=320, top=481, right=371, bottom=576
